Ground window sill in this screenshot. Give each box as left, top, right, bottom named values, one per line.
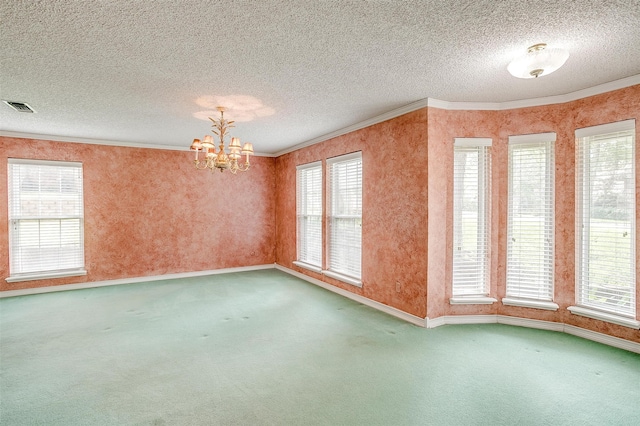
left=567, top=306, right=640, bottom=329
left=450, top=296, right=497, bottom=305
left=292, top=261, right=322, bottom=273
left=322, top=270, right=362, bottom=287
left=6, top=269, right=87, bottom=283
left=502, top=297, right=559, bottom=311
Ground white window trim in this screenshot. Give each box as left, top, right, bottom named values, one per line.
left=454, top=137, right=492, bottom=147
left=7, top=158, right=86, bottom=282
left=575, top=119, right=635, bottom=138
left=296, top=161, right=322, bottom=171
left=502, top=297, right=559, bottom=311
left=508, top=132, right=556, bottom=145
left=504, top=133, right=556, bottom=304
left=574, top=121, right=636, bottom=322
left=450, top=296, right=497, bottom=305
left=6, top=269, right=87, bottom=283
left=296, top=161, right=323, bottom=268
left=7, top=158, right=83, bottom=168
left=293, top=260, right=322, bottom=274
left=326, top=151, right=362, bottom=164
left=322, top=269, right=362, bottom=287
left=452, top=138, right=492, bottom=297
left=567, top=306, right=640, bottom=329
left=325, top=152, right=363, bottom=285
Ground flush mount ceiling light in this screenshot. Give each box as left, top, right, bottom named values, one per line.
left=189, top=107, right=254, bottom=173
left=508, top=43, right=569, bottom=79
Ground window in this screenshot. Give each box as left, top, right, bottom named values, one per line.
left=452, top=138, right=492, bottom=299
left=326, top=152, right=362, bottom=285
left=574, top=120, right=636, bottom=322
left=7, top=159, right=86, bottom=281
left=295, top=162, right=322, bottom=271
left=505, top=133, right=556, bottom=308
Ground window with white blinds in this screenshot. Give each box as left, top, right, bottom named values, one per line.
left=506, top=134, right=555, bottom=301
left=7, top=159, right=85, bottom=279
left=575, top=120, right=636, bottom=318
left=327, top=152, right=362, bottom=282
left=296, top=162, right=322, bottom=268
left=452, top=139, right=491, bottom=296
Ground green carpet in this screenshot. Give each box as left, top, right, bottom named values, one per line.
left=1, top=269, right=639, bottom=425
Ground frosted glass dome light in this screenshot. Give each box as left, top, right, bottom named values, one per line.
left=508, top=43, right=569, bottom=79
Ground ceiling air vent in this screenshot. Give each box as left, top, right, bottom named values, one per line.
left=3, top=100, right=35, bottom=113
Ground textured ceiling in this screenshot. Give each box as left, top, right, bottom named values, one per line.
left=1, top=0, right=639, bottom=155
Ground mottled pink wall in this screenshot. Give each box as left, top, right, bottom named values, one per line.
left=274, top=86, right=639, bottom=343
left=2, top=86, right=638, bottom=344
left=0, top=137, right=275, bottom=291
left=426, top=109, right=501, bottom=319
left=275, top=110, right=429, bottom=318
left=496, top=103, right=575, bottom=326
left=426, top=85, right=640, bottom=343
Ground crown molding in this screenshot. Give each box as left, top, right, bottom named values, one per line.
left=276, top=74, right=639, bottom=156
left=428, top=74, right=640, bottom=111
left=0, top=130, right=275, bottom=157
left=0, top=131, right=187, bottom=151
left=273, top=98, right=431, bottom=156
left=2, top=75, right=637, bottom=157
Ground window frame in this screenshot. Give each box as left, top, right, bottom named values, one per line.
left=324, top=151, right=363, bottom=287
left=451, top=138, right=495, bottom=304
left=503, top=133, right=558, bottom=311
left=294, top=161, right=323, bottom=273
left=6, top=158, right=87, bottom=282
left=570, top=119, right=638, bottom=328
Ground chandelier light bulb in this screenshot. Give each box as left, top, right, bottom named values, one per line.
left=508, top=43, right=569, bottom=79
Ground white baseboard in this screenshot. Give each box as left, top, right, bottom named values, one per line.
left=0, top=264, right=276, bottom=298
left=425, top=316, right=446, bottom=328
left=438, top=315, right=499, bottom=325
left=498, top=315, right=565, bottom=332
left=276, top=264, right=427, bottom=327
left=563, top=324, right=640, bottom=354
left=4, top=265, right=638, bottom=354
left=427, top=314, right=640, bottom=354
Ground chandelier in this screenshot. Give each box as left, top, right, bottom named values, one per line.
left=189, top=106, right=254, bottom=173
left=508, top=43, right=569, bottom=79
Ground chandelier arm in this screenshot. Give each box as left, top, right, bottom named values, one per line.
left=194, top=159, right=209, bottom=170
left=190, top=106, right=251, bottom=174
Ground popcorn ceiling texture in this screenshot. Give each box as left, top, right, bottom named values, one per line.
left=1, top=1, right=639, bottom=153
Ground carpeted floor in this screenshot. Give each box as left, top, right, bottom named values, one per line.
left=1, top=269, right=639, bottom=425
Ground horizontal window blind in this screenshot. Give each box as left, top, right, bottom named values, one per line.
left=327, top=152, right=362, bottom=280
left=453, top=141, right=491, bottom=296
left=8, top=159, right=85, bottom=276
left=506, top=136, right=555, bottom=301
left=296, top=162, right=322, bottom=267
left=576, top=123, right=636, bottom=317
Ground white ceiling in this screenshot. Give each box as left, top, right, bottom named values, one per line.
left=1, top=0, right=639, bottom=155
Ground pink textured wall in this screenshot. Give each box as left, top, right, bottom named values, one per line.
left=426, top=109, right=501, bottom=319
left=276, top=85, right=638, bottom=344
left=0, top=137, right=275, bottom=291
left=2, top=86, right=638, bottom=345
left=275, top=110, right=429, bottom=318
left=426, top=85, right=640, bottom=343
